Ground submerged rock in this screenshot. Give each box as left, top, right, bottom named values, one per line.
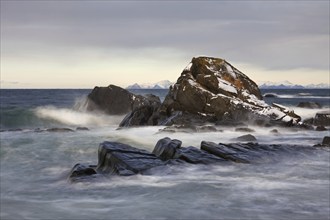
left=297, top=102, right=321, bottom=109
left=46, top=128, right=74, bottom=132
left=235, top=134, right=257, bottom=142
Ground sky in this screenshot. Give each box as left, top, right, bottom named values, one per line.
left=1, top=1, right=329, bottom=88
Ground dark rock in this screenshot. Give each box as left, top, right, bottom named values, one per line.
left=270, top=129, right=279, bottom=133
left=201, top=141, right=250, bottom=163
left=315, top=126, right=327, bottom=131
left=197, top=125, right=218, bottom=132
left=46, top=128, right=74, bottom=132
left=97, top=141, right=165, bottom=175
left=87, top=85, right=160, bottom=115
left=119, top=94, right=161, bottom=127
left=152, top=137, right=182, bottom=161
left=297, top=102, right=322, bottom=109
left=69, top=163, right=97, bottom=182
left=76, top=127, right=89, bottom=131
left=175, top=146, right=226, bottom=164
left=235, top=134, right=257, bottom=142
left=322, top=136, right=330, bottom=146
left=235, top=127, right=255, bottom=132
left=303, top=118, right=314, bottom=125
left=263, top=93, right=278, bottom=98
left=314, top=111, right=330, bottom=126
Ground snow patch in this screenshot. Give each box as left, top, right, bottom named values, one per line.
left=225, top=63, right=236, bottom=79
left=184, top=62, right=193, bottom=71
left=217, top=78, right=237, bottom=94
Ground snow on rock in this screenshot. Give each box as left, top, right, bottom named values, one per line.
left=217, top=78, right=237, bottom=94
left=122, top=56, right=302, bottom=127
left=224, top=62, right=237, bottom=79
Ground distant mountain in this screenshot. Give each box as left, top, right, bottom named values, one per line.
left=258, top=81, right=329, bottom=89
left=126, top=80, right=173, bottom=89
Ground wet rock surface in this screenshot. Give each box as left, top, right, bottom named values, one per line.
left=68, top=137, right=320, bottom=182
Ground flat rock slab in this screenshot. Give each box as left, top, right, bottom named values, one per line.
left=97, top=141, right=165, bottom=175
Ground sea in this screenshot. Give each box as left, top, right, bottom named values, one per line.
left=0, top=88, right=329, bottom=220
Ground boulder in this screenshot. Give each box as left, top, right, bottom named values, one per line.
left=322, top=136, right=330, bottom=146
left=263, top=93, right=278, bottom=98
left=314, top=111, right=330, bottom=126
left=235, top=134, right=257, bottom=142
left=97, top=141, right=165, bottom=175
left=315, top=126, right=327, bottom=131
left=297, top=102, right=321, bottom=109
left=119, top=94, right=161, bottom=127
left=87, top=84, right=160, bottom=115
left=152, top=137, right=182, bottom=161
left=68, top=163, right=97, bottom=182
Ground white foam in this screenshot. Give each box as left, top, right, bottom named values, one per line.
left=35, top=106, right=124, bottom=127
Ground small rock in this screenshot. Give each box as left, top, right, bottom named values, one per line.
left=297, top=102, right=321, bottom=109
left=235, top=134, right=257, bottom=142
left=270, top=129, right=279, bottom=134
left=76, top=127, right=89, bottom=131
left=314, top=111, right=330, bottom=126
left=322, top=136, right=330, bottom=146
left=46, top=128, right=74, bottom=132
left=315, top=126, right=327, bottom=131
left=152, top=137, right=182, bottom=161
left=235, top=127, right=255, bottom=132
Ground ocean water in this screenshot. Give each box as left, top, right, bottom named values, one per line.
left=0, top=89, right=329, bottom=220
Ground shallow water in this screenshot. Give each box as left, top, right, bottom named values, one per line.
left=1, top=89, right=330, bottom=219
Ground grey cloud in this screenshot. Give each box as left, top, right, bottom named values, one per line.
left=1, top=1, right=329, bottom=70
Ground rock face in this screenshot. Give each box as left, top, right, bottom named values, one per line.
left=120, top=56, right=301, bottom=127
left=87, top=84, right=160, bottom=115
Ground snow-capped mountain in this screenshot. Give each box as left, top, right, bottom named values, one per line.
left=126, top=80, right=174, bottom=89
left=258, top=81, right=329, bottom=89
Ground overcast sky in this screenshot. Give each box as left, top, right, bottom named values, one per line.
left=1, top=1, right=329, bottom=88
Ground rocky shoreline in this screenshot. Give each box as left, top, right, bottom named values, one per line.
left=68, top=56, right=329, bottom=183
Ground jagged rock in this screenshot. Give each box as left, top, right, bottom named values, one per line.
left=119, top=94, right=161, bottom=127
left=175, top=146, right=226, bottom=164
left=201, top=141, right=250, bottom=163
left=235, top=134, right=257, bottom=142
left=68, top=138, right=320, bottom=182
left=69, top=163, right=97, bottom=182
left=118, top=56, right=301, bottom=127
left=97, top=141, right=165, bottom=175
left=314, top=111, right=330, bottom=126
left=297, top=102, right=321, bottom=109
left=152, top=137, right=182, bottom=161
left=87, top=84, right=160, bottom=115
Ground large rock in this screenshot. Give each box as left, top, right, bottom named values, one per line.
left=68, top=138, right=319, bottom=182
left=87, top=84, right=160, bottom=115
left=120, top=56, right=301, bottom=127
left=97, top=141, right=165, bottom=175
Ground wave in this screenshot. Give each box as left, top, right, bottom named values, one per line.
left=34, top=106, right=124, bottom=127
